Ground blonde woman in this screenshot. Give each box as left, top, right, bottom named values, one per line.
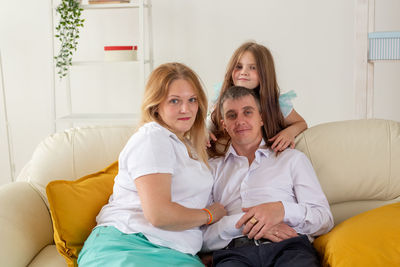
left=78, top=63, right=226, bottom=267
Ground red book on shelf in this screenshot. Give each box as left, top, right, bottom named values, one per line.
left=104, top=45, right=138, bottom=61
left=89, top=0, right=130, bottom=4
left=104, top=46, right=137, bottom=51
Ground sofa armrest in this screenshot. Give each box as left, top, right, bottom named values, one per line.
left=0, top=182, right=54, bottom=267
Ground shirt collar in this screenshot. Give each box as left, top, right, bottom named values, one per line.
left=149, top=121, right=181, bottom=142
left=224, top=138, right=273, bottom=162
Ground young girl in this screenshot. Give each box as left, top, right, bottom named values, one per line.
left=78, top=63, right=226, bottom=266
left=209, top=41, right=307, bottom=156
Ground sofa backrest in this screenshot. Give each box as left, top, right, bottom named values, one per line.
left=17, top=119, right=400, bottom=225
left=17, top=125, right=136, bottom=207
left=295, top=119, right=400, bottom=225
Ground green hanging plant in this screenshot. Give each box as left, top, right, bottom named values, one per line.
left=54, top=0, right=85, bottom=79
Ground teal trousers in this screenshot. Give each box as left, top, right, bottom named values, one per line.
left=78, top=226, right=204, bottom=267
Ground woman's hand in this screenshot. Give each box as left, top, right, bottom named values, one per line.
left=268, top=128, right=295, bottom=152
left=206, top=202, right=226, bottom=224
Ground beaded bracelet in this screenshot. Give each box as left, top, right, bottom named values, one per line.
left=202, top=208, right=213, bottom=225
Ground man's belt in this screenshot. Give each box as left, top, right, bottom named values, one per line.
left=225, top=236, right=272, bottom=249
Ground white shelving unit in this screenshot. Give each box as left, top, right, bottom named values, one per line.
left=366, top=31, right=400, bottom=118
left=51, top=0, right=152, bottom=131
left=354, top=0, right=399, bottom=119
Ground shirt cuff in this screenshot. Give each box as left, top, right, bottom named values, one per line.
left=202, top=213, right=244, bottom=251
left=281, top=201, right=304, bottom=227
left=219, top=213, right=244, bottom=240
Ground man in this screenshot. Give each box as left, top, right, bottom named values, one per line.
left=203, top=86, right=333, bottom=267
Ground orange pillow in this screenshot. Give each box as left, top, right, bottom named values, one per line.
left=46, top=161, right=118, bottom=267
left=314, top=202, right=400, bottom=267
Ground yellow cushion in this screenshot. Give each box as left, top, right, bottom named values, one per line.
left=314, top=202, right=400, bottom=267
left=46, top=161, right=118, bottom=267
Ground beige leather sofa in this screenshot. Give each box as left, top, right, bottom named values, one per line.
left=0, top=119, right=399, bottom=266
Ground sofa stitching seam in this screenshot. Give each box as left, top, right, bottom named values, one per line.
left=302, top=131, right=315, bottom=168
left=71, top=129, right=77, bottom=179
left=387, top=120, right=392, bottom=200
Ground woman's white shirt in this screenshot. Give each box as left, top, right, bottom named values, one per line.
left=96, top=122, right=213, bottom=255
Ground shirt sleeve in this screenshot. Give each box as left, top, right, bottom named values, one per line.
left=121, top=128, right=176, bottom=180
left=206, top=82, right=223, bottom=130
left=281, top=153, right=334, bottom=237
left=279, top=90, right=296, bottom=118
left=202, top=213, right=244, bottom=252
left=212, top=82, right=223, bottom=103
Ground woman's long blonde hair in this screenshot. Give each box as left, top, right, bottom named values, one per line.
left=140, top=62, right=209, bottom=166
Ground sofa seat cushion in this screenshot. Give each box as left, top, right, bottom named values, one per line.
left=313, top=202, right=400, bottom=267
left=28, top=245, right=66, bottom=267
left=46, top=161, right=118, bottom=267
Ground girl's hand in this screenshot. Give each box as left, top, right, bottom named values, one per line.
left=206, top=202, right=226, bottom=224
left=206, top=132, right=218, bottom=148
left=268, top=129, right=295, bottom=152
left=210, top=132, right=217, bottom=142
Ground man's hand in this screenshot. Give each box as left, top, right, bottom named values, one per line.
left=235, top=202, right=285, bottom=240
left=262, top=222, right=298, bottom=242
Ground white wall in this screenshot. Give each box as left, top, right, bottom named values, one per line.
left=152, top=0, right=356, bottom=126
left=1, top=0, right=54, bottom=185
left=0, top=0, right=399, bottom=185
left=373, top=0, right=400, bottom=121
left=0, top=53, right=12, bottom=182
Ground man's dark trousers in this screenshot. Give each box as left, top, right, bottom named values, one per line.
left=212, top=235, right=320, bottom=267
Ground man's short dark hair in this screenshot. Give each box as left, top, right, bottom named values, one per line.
left=219, top=86, right=261, bottom=118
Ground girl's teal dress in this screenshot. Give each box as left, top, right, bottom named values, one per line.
left=212, top=82, right=297, bottom=118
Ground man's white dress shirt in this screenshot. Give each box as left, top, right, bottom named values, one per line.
left=203, top=141, right=333, bottom=251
